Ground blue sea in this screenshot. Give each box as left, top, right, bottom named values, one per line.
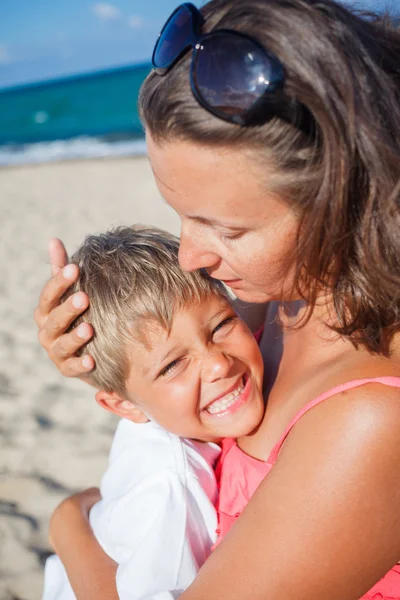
left=0, top=63, right=151, bottom=166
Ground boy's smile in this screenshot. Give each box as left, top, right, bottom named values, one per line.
left=118, top=294, right=265, bottom=443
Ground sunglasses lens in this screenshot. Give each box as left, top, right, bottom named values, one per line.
left=153, top=5, right=193, bottom=70
left=192, top=33, right=284, bottom=117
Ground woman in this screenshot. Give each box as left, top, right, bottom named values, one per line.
left=35, top=1, right=400, bottom=598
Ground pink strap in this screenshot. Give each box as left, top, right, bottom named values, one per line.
left=267, top=377, right=400, bottom=465
left=253, top=325, right=264, bottom=344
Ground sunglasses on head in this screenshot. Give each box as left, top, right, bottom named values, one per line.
left=152, top=2, right=311, bottom=130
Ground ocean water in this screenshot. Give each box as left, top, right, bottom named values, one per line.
left=0, top=63, right=151, bottom=166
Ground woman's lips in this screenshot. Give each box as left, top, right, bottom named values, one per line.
left=219, top=278, right=244, bottom=288
left=208, top=270, right=243, bottom=287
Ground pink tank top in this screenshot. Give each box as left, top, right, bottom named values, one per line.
left=214, top=377, right=400, bottom=600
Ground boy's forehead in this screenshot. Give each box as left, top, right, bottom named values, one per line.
left=129, top=319, right=170, bottom=354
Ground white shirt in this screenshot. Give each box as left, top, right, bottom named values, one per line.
left=43, top=419, right=220, bottom=600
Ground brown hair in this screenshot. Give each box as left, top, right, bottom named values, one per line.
left=64, top=226, right=229, bottom=394
left=139, top=0, right=400, bottom=354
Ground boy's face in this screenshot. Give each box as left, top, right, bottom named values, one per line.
left=110, top=294, right=265, bottom=443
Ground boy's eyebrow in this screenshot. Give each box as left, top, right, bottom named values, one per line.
left=159, top=345, right=181, bottom=365
left=147, top=344, right=184, bottom=377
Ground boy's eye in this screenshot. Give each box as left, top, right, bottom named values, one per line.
left=212, top=316, right=236, bottom=336
left=158, top=359, right=181, bottom=378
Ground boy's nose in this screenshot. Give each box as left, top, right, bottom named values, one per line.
left=201, top=350, right=233, bottom=383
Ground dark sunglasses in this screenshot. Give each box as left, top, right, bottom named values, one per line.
left=152, top=2, right=310, bottom=129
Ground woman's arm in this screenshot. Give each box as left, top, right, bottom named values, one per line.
left=181, top=385, right=400, bottom=600
left=50, top=488, right=119, bottom=600
left=57, top=386, right=400, bottom=600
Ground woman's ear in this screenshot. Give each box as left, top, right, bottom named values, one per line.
left=95, top=390, right=149, bottom=424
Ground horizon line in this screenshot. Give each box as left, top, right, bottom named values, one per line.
left=0, top=60, right=152, bottom=95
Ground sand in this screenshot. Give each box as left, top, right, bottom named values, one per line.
left=0, top=156, right=181, bottom=600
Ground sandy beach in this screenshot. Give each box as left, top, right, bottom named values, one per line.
left=0, top=156, right=180, bottom=600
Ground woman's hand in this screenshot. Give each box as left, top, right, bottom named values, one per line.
left=34, top=238, right=95, bottom=377
left=49, top=487, right=101, bottom=552
left=50, top=488, right=119, bottom=600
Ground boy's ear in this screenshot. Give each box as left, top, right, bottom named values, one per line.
left=95, top=390, right=149, bottom=424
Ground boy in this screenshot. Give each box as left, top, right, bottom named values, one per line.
left=43, top=226, right=264, bottom=600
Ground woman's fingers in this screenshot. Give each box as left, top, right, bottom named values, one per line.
left=34, top=239, right=73, bottom=330
left=39, top=298, right=95, bottom=376
left=49, top=238, right=69, bottom=276
left=59, top=355, right=96, bottom=378
left=54, top=322, right=94, bottom=357
left=35, top=239, right=96, bottom=378
left=35, top=264, right=80, bottom=328
left=48, top=323, right=95, bottom=377
left=41, top=292, right=89, bottom=343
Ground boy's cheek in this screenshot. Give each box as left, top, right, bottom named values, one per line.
left=229, top=333, right=262, bottom=362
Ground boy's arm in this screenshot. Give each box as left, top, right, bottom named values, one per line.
left=50, top=488, right=119, bottom=600
left=103, top=472, right=208, bottom=599
left=51, top=490, right=183, bottom=600
left=51, top=471, right=214, bottom=600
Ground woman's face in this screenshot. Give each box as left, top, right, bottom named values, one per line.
left=147, top=133, right=300, bottom=303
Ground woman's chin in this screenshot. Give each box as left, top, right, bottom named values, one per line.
left=229, top=287, right=273, bottom=304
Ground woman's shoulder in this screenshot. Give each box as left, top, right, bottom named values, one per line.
left=236, top=373, right=400, bottom=600
left=310, top=375, right=400, bottom=426
left=264, top=329, right=400, bottom=458
left=280, top=370, right=400, bottom=470
left=288, top=328, right=400, bottom=430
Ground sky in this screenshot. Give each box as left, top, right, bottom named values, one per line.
left=0, top=0, right=398, bottom=89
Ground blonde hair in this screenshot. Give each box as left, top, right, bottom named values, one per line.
left=65, top=225, right=229, bottom=395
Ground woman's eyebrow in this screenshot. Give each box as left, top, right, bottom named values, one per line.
left=188, top=215, right=244, bottom=230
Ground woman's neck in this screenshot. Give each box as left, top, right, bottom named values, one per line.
left=238, top=297, right=358, bottom=460
left=239, top=297, right=400, bottom=461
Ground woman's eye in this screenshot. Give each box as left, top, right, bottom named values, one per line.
left=158, top=359, right=180, bottom=378
left=212, top=316, right=236, bottom=335
left=219, top=231, right=243, bottom=242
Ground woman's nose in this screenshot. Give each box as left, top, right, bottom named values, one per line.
left=201, top=350, right=233, bottom=383
left=178, top=222, right=221, bottom=272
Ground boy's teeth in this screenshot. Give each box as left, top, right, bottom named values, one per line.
left=206, top=382, right=244, bottom=414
